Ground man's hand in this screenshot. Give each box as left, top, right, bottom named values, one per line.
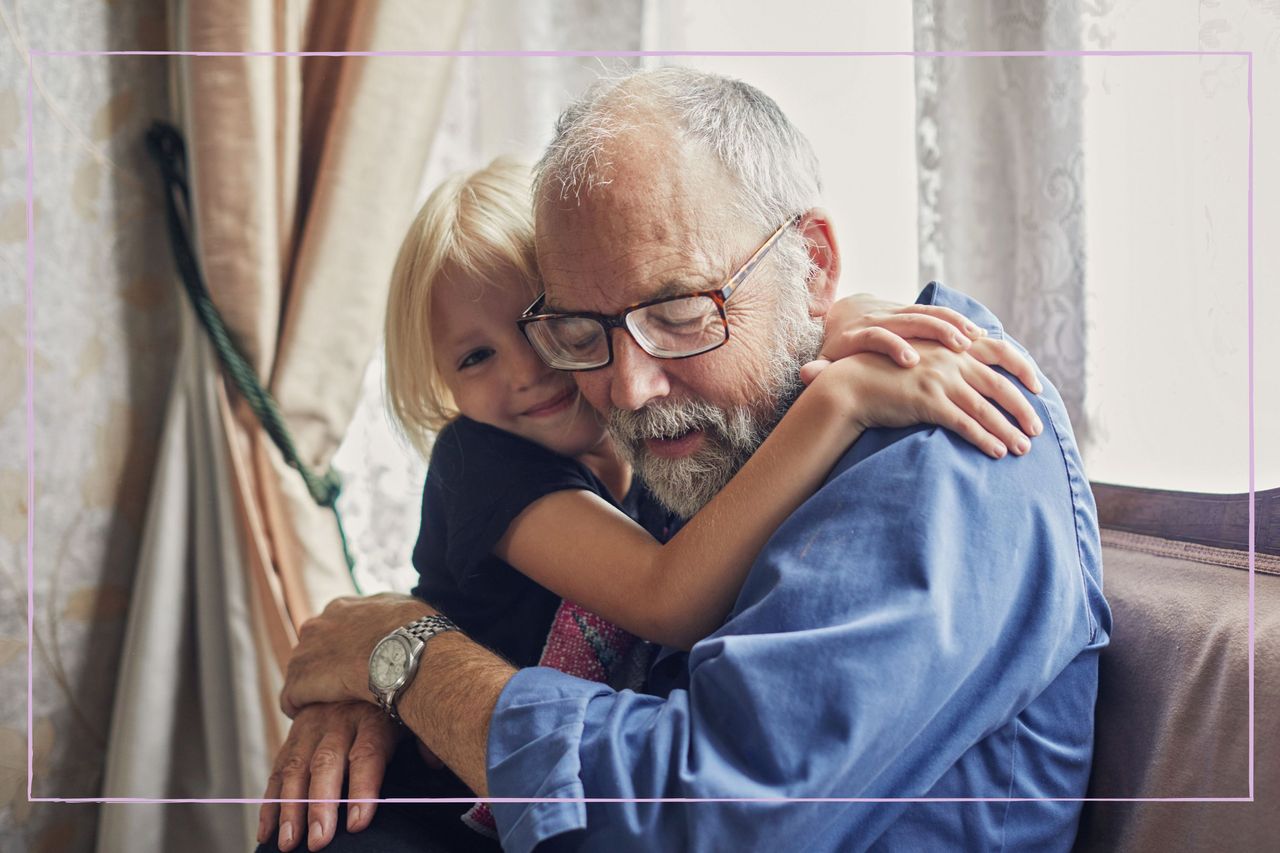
left=281, top=593, right=511, bottom=802
left=257, top=702, right=400, bottom=852
left=281, top=592, right=433, bottom=718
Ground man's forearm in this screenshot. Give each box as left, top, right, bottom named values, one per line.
left=396, top=630, right=517, bottom=796
left=280, top=594, right=519, bottom=797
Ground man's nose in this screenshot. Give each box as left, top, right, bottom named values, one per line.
left=607, top=329, right=670, bottom=411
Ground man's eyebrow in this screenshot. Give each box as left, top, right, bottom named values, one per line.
left=544, top=277, right=715, bottom=314
left=651, top=279, right=706, bottom=300
left=541, top=294, right=571, bottom=313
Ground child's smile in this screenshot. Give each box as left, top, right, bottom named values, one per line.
left=520, top=386, right=578, bottom=419
left=431, top=264, right=610, bottom=458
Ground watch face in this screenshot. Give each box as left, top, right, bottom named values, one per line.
left=370, top=636, right=410, bottom=691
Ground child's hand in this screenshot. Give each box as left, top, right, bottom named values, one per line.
left=802, top=294, right=1043, bottom=395
left=811, top=342, right=1044, bottom=460
left=801, top=293, right=986, bottom=384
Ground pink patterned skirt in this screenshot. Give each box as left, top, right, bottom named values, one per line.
left=461, top=600, right=644, bottom=838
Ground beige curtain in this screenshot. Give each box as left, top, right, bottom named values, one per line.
left=96, top=2, right=469, bottom=851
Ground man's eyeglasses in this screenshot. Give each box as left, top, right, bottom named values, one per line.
left=517, top=214, right=801, bottom=371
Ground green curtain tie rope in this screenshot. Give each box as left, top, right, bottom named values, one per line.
left=145, top=121, right=361, bottom=591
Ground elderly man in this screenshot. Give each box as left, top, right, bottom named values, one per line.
left=265, top=67, right=1109, bottom=853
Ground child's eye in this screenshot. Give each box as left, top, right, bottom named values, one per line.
left=458, top=348, right=494, bottom=370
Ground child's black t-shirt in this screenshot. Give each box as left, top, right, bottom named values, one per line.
left=410, top=415, right=673, bottom=668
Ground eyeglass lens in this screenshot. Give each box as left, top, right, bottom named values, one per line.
left=525, top=294, right=727, bottom=370
left=626, top=296, right=727, bottom=358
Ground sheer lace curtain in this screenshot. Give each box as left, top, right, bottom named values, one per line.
left=1078, top=0, right=1263, bottom=492
left=914, top=0, right=1089, bottom=441
left=913, top=0, right=1271, bottom=492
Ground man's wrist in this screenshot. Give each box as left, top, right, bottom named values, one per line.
left=395, top=630, right=517, bottom=797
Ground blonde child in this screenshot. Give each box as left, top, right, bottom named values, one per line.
left=378, top=159, right=1040, bottom=839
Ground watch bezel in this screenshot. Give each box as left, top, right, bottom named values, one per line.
left=368, top=632, right=419, bottom=695
left=368, top=616, right=459, bottom=722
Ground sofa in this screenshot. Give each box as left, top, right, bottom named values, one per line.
left=1073, top=484, right=1279, bottom=850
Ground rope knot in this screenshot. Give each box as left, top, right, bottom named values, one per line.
left=311, top=468, right=343, bottom=507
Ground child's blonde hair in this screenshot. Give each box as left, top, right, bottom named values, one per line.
left=385, top=157, right=540, bottom=456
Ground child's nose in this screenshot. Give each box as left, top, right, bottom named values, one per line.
left=510, top=343, right=552, bottom=390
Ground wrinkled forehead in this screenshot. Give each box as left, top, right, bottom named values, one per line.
left=535, top=134, right=746, bottom=314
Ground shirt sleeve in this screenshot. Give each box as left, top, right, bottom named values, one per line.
left=485, top=289, right=1107, bottom=853
left=417, top=417, right=606, bottom=589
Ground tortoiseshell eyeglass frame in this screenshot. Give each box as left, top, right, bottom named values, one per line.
left=517, top=213, right=803, bottom=372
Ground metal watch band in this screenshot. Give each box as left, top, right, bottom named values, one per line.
left=402, top=614, right=459, bottom=644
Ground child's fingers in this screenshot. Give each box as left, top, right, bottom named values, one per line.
left=949, top=385, right=1032, bottom=457
left=933, top=397, right=1008, bottom=459
left=867, top=314, right=973, bottom=351
left=892, top=304, right=985, bottom=339
left=964, top=362, right=1044, bottom=438
left=969, top=337, right=1043, bottom=394
left=821, top=327, right=919, bottom=366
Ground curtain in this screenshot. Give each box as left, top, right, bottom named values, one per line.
left=96, top=2, right=468, bottom=851
left=913, top=0, right=1089, bottom=441
left=424, top=0, right=647, bottom=184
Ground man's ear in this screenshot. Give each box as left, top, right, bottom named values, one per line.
left=798, top=209, right=840, bottom=319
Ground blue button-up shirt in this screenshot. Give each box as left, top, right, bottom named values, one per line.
left=486, top=283, right=1111, bottom=852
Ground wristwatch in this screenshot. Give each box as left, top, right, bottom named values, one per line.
left=368, top=614, right=459, bottom=723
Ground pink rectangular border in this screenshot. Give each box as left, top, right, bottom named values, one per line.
left=24, top=48, right=1256, bottom=807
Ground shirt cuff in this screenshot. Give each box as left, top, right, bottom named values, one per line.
left=487, top=666, right=615, bottom=853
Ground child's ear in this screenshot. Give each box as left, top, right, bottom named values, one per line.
left=798, top=209, right=840, bottom=320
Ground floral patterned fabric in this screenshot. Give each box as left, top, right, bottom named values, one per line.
left=463, top=600, right=641, bottom=836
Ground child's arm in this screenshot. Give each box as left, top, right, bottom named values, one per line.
left=494, top=341, right=1042, bottom=651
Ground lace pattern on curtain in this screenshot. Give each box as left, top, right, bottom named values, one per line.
left=913, top=0, right=1089, bottom=442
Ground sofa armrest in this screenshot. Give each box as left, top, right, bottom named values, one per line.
left=1073, top=485, right=1279, bottom=852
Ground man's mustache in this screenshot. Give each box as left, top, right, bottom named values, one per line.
left=608, top=398, right=731, bottom=444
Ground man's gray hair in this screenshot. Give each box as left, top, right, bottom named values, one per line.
left=536, top=68, right=827, bottom=517
left=533, top=66, right=823, bottom=232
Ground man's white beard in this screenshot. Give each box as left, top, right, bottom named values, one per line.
left=608, top=308, right=822, bottom=518
left=609, top=395, right=779, bottom=518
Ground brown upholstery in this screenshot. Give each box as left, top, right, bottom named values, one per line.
left=1073, top=484, right=1280, bottom=851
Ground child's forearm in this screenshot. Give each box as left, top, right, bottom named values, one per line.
left=494, top=384, right=865, bottom=651
left=647, top=382, right=862, bottom=648
left=501, top=339, right=1036, bottom=649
